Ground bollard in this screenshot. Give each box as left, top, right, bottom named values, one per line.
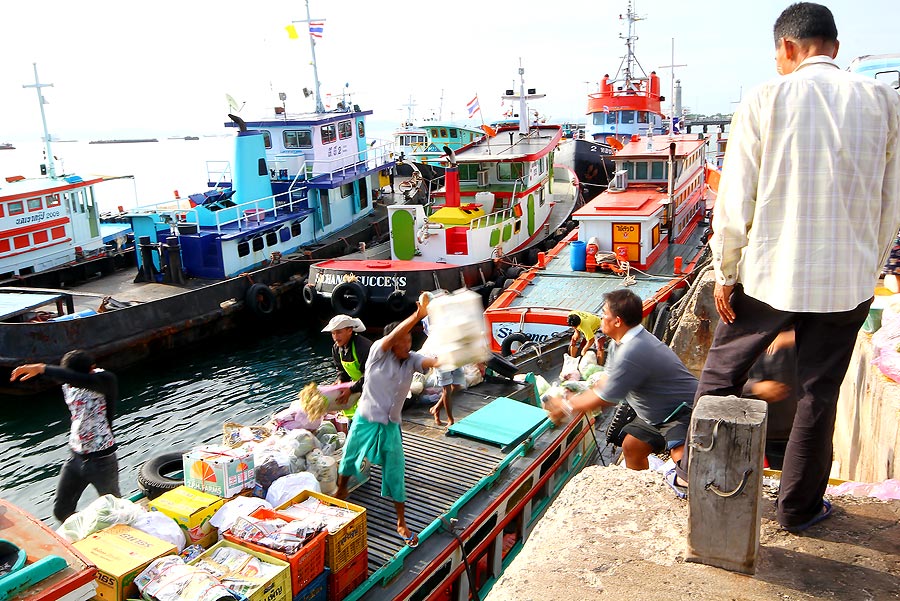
left=686, top=395, right=768, bottom=574
left=674, top=256, right=683, bottom=274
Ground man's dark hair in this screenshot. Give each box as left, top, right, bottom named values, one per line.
left=603, top=289, right=643, bottom=327
left=774, top=2, right=837, bottom=44
left=567, top=313, right=581, bottom=327
left=60, top=350, right=95, bottom=374
left=383, top=321, right=401, bottom=337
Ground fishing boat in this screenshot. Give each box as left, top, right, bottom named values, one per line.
left=847, top=53, right=900, bottom=89
left=1, top=56, right=393, bottom=394
left=557, top=1, right=667, bottom=201
left=393, top=118, right=485, bottom=182
left=0, top=142, right=15, bottom=150
left=303, top=64, right=581, bottom=324
left=484, top=131, right=712, bottom=355
left=133, top=335, right=596, bottom=601
left=0, top=498, right=97, bottom=600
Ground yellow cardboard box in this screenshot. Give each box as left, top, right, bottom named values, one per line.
left=72, top=523, right=177, bottom=601
left=148, top=484, right=225, bottom=548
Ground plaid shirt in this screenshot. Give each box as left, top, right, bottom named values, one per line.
left=711, top=55, right=900, bottom=312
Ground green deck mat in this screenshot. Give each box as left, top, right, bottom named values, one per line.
left=446, top=396, right=548, bottom=452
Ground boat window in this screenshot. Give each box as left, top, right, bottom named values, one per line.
left=320, top=192, right=332, bottom=226
left=651, top=161, right=666, bottom=179
left=7, top=201, right=24, bottom=216
left=340, top=183, right=353, bottom=198
left=284, top=130, right=313, bottom=148
left=261, top=130, right=272, bottom=149
left=635, top=162, right=648, bottom=180
left=265, top=232, right=278, bottom=247
left=418, top=135, right=426, bottom=144
left=46, top=194, right=61, bottom=208
left=459, top=164, right=479, bottom=180
left=592, top=113, right=603, bottom=126
left=876, top=70, right=900, bottom=89
left=513, top=220, right=521, bottom=234
left=622, top=161, right=635, bottom=180
left=638, top=111, right=649, bottom=123
left=621, top=111, right=636, bottom=124
left=338, top=120, right=353, bottom=140
left=606, top=112, right=617, bottom=125
left=498, top=162, right=524, bottom=181
left=27, top=198, right=42, bottom=211
left=321, top=124, right=337, bottom=144
left=357, top=120, right=365, bottom=138
left=291, top=221, right=302, bottom=237
left=439, top=128, right=448, bottom=138
left=431, top=128, right=439, bottom=138
left=539, top=187, right=545, bottom=206
left=449, top=128, right=458, bottom=138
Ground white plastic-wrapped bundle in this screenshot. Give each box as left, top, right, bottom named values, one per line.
left=426, top=289, right=491, bottom=369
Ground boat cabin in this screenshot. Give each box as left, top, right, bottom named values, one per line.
left=573, top=134, right=707, bottom=269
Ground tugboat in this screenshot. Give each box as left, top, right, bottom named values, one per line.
left=557, top=1, right=666, bottom=200
left=304, top=63, right=581, bottom=323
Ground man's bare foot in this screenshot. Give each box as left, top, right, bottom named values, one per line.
left=428, top=404, right=443, bottom=425
left=334, top=485, right=349, bottom=500
left=446, top=418, right=454, bottom=426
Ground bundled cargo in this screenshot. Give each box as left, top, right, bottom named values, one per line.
left=425, top=289, right=491, bottom=369
left=191, top=540, right=291, bottom=601
left=135, top=555, right=236, bottom=601
left=297, top=382, right=355, bottom=422
left=183, top=445, right=255, bottom=498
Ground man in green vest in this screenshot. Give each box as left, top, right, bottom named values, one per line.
left=323, top=314, right=373, bottom=419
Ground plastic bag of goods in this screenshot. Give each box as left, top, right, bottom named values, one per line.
left=425, top=289, right=491, bottom=369
left=297, top=382, right=355, bottom=422
left=136, top=556, right=235, bottom=601
left=57, top=494, right=146, bottom=542
left=578, top=351, right=598, bottom=377
left=462, top=363, right=484, bottom=388
left=209, top=497, right=272, bottom=533
left=222, top=422, right=272, bottom=449
left=560, top=353, right=581, bottom=381
left=132, top=510, right=187, bottom=552
left=271, top=400, right=322, bottom=431
left=265, top=471, right=322, bottom=507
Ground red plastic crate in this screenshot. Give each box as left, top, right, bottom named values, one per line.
left=327, top=548, right=367, bottom=601
left=223, top=507, right=327, bottom=596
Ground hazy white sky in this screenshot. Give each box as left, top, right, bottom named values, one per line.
left=1, top=0, right=897, bottom=140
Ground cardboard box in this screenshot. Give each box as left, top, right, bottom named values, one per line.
left=183, top=444, right=255, bottom=498
left=72, top=524, right=177, bottom=601
left=148, top=484, right=225, bottom=548
left=191, top=539, right=291, bottom=601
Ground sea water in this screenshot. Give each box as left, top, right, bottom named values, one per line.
left=0, top=138, right=347, bottom=521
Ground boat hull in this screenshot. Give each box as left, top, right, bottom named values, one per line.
left=570, top=139, right=615, bottom=200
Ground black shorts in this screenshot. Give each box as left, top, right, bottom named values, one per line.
left=621, top=406, right=691, bottom=454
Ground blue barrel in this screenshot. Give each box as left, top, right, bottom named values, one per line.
left=570, top=240, right=587, bottom=271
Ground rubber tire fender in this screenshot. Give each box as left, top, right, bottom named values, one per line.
left=504, top=266, right=524, bottom=280
left=138, top=451, right=186, bottom=500
left=501, top=332, right=531, bottom=357
left=651, top=301, right=671, bottom=341
left=331, top=281, right=367, bottom=317
left=246, top=283, right=276, bottom=316
left=487, top=287, right=503, bottom=306
left=386, top=289, right=406, bottom=313
left=302, top=282, right=317, bottom=306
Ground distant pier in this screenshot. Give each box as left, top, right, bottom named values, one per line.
left=89, top=138, right=159, bottom=144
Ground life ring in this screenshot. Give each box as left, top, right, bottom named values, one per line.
left=246, top=283, right=276, bottom=316
left=501, top=332, right=530, bottom=357
left=302, top=283, right=317, bottom=306
left=331, top=281, right=367, bottom=317
left=386, top=289, right=406, bottom=313
left=137, top=451, right=186, bottom=499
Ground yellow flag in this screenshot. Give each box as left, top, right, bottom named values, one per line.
left=285, top=24, right=299, bottom=39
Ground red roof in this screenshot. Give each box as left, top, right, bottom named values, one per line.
left=573, top=185, right=665, bottom=219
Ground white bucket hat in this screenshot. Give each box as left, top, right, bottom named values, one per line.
left=322, top=314, right=366, bottom=332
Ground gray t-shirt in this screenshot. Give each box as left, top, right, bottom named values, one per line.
left=356, top=339, right=426, bottom=424
left=595, top=326, right=697, bottom=425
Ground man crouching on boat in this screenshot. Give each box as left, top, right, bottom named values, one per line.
left=334, top=293, right=439, bottom=548
left=545, top=289, right=697, bottom=470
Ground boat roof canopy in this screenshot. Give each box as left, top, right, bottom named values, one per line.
left=0, top=292, right=64, bottom=321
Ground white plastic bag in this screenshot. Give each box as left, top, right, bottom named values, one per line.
left=209, top=496, right=272, bottom=532
left=265, top=471, right=322, bottom=507
left=132, top=511, right=187, bottom=552
left=560, top=353, right=581, bottom=381
left=57, top=494, right=146, bottom=542
left=578, top=351, right=598, bottom=377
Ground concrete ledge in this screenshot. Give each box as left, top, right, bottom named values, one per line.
left=487, top=465, right=900, bottom=601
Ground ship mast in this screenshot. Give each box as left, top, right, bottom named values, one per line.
left=292, top=0, right=326, bottom=113
left=22, top=63, right=56, bottom=178
left=614, top=1, right=648, bottom=91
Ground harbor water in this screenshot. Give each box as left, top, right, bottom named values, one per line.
left=0, top=323, right=335, bottom=522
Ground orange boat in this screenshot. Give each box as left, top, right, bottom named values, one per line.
left=485, top=132, right=713, bottom=355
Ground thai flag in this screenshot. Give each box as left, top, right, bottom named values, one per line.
left=308, top=22, right=324, bottom=38
left=602, top=105, right=610, bottom=113
left=466, top=96, right=480, bottom=118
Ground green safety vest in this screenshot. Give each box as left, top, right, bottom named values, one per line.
left=339, top=340, right=362, bottom=417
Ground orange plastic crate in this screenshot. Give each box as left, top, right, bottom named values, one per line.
left=223, top=507, right=327, bottom=596
left=327, top=548, right=367, bottom=601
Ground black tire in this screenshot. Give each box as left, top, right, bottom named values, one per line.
left=526, top=248, right=540, bottom=266
left=651, top=301, right=671, bottom=340
left=488, top=287, right=503, bottom=305
left=331, top=281, right=367, bottom=317
left=502, top=278, right=517, bottom=290
left=501, top=332, right=530, bottom=357
left=246, top=283, right=276, bottom=317
left=138, top=452, right=185, bottom=500
left=669, top=286, right=687, bottom=305
left=504, top=266, right=524, bottom=280
left=386, top=289, right=406, bottom=313
left=302, top=283, right=317, bottom=306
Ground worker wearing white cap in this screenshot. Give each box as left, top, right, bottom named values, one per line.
left=322, top=314, right=372, bottom=419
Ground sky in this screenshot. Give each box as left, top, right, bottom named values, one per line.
left=1, top=0, right=897, bottom=141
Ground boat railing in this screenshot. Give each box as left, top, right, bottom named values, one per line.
left=469, top=206, right=515, bottom=230
left=206, top=161, right=232, bottom=188
left=304, top=140, right=394, bottom=181
left=173, top=189, right=309, bottom=234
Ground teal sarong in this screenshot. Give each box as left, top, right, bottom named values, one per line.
left=339, top=415, right=406, bottom=502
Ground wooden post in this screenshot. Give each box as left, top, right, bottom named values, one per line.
left=686, top=395, right=768, bottom=574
